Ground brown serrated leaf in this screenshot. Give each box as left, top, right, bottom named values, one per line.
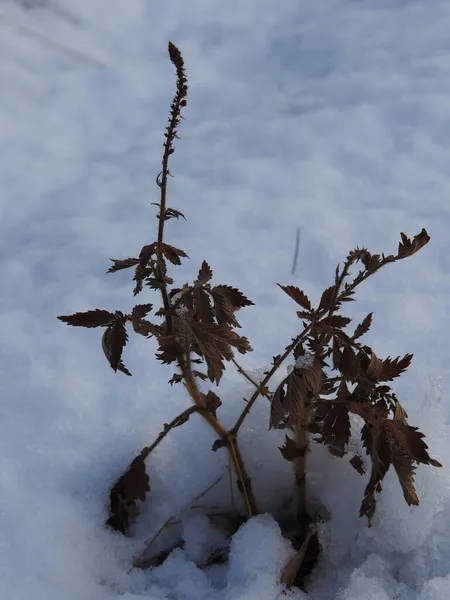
left=366, top=350, right=383, bottom=381
left=328, top=315, right=352, bottom=329
left=212, top=290, right=240, bottom=327
left=340, top=346, right=360, bottom=380
left=359, top=424, right=392, bottom=524
left=168, top=373, right=184, bottom=385
left=205, top=390, right=222, bottom=416
left=156, top=335, right=183, bottom=365
left=164, top=207, right=186, bottom=221
left=386, top=420, right=442, bottom=467
left=58, top=309, right=115, bottom=328
left=102, top=316, right=131, bottom=375
left=349, top=454, right=366, bottom=475
left=353, top=313, right=373, bottom=340
left=212, top=285, right=254, bottom=310
left=196, top=260, right=213, bottom=284
left=392, top=452, right=419, bottom=506
left=270, top=376, right=289, bottom=429
left=296, top=311, right=313, bottom=320
left=106, top=455, right=150, bottom=534
left=338, top=379, right=350, bottom=402
left=393, top=401, right=408, bottom=423
left=145, top=278, right=166, bottom=290
left=158, top=242, right=189, bottom=265
left=279, top=435, right=305, bottom=461
left=380, top=354, right=414, bottom=381
left=138, top=244, right=156, bottom=270
left=107, top=257, right=139, bottom=274
left=320, top=402, right=351, bottom=457
left=277, top=284, right=312, bottom=311
left=194, top=287, right=215, bottom=323
left=131, top=318, right=159, bottom=337
left=193, top=370, right=209, bottom=381
left=397, top=228, right=430, bottom=259
left=132, top=304, right=153, bottom=319
left=319, top=285, right=336, bottom=310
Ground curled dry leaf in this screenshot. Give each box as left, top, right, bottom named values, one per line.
left=132, top=303, right=153, bottom=318
left=277, top=284, right=312, bottom=311
left=349, top=454, right=366, bottom=475
left=102, top=315, right=131, bottom=375
left=57, top=309, right=114, bottom=328
left=106, top=455, right=150, bottom=535
left=279, top=435, right=306, bottom=461
left=107, top=257, right=139, bottom=274
left=280, top=525, right=320, bottom=590
left=211, top=285, right=254, bottom=310
left=397, top=228, right=430, bottom=259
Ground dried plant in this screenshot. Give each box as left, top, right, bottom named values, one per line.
left=57, top=42, right=441, bottom=590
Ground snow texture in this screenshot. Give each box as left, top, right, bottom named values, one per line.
left=1, top=0, right=450, bottom=599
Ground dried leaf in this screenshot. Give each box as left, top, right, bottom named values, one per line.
left=107, top=257, right=139, bottom=274
left=164, top=207, right=186, bottom=221
left=193, top=370, right=209, bottom=381
left=205, top=390, right=222, bottom=416
left=328, top=315, right=352, bottom=329
left=194, top=287, right=215, bottom=323
left=156, top=335, right=183, bottom=365
left=349, top=454, right=366, bottom=475
left=58, top=309, right=114, bottom=328
left=353, top=313, right=373, bottom=340
left=397, top=228, right=430, bottom=259
left=279, top=435, right=305, bottom=461
left=394, top=401, right=408, bottom=424
left=359, top=424, right=392, bottom=523
left=212, top=285, right=254, bottom=310
left=380, top=354, right=414, bottom=381
left=320, top=402, right=351, bottom=457
left=366, top=350, right=383, bottom=381
left=168, top=373, right=184, bottom=385
left=392, top=452, right=419, bottom=505
left=277, top=284, right=312, bottom=311
left=196, top=260, right=213, bottom=284
left=319, top=285, right=336, bottom=310
left=212, top=290, right=240, bottom=327
left=157, top=242, right=189, bottom=265
left=138, top=244, right=156, bottom=270
left=132, top=304, right=153, bottom=319
left=270, top=375, right=289, bottom=429
left=106, top=455, right=150, bottom=534
left=102, top=317, right=131, bottom=375
left=386, top=421, right=442, bottom=467
left=340, top=346, right=360, bottom=380
left=280, top=527, right=319, bottom=589
left=131, top=318, right=159, bottom=337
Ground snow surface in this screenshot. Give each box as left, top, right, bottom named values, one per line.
left=1, top=0, right=450, bottom=599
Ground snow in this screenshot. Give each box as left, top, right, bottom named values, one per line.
left=1, top=0, right=450, bottom=599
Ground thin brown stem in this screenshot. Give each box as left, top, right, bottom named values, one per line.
left=231, top=320, right=317, bottom=435
left=139, top=406, right=204, bottom=462
left=132, top=474, right=223, bottom=569
left=231, top=358, right=272, bottom=400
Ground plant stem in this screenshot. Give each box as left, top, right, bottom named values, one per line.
left=231, top=321, right=317, bottom=435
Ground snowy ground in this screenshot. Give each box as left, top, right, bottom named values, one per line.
left=1, top=0, right=450, bottom=599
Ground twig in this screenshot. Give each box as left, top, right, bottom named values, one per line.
left=139, top=405, right=204, bottom=462
left=132, top=474, right=223, bottom=569
left=231, top=357, right=272, bottom=400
